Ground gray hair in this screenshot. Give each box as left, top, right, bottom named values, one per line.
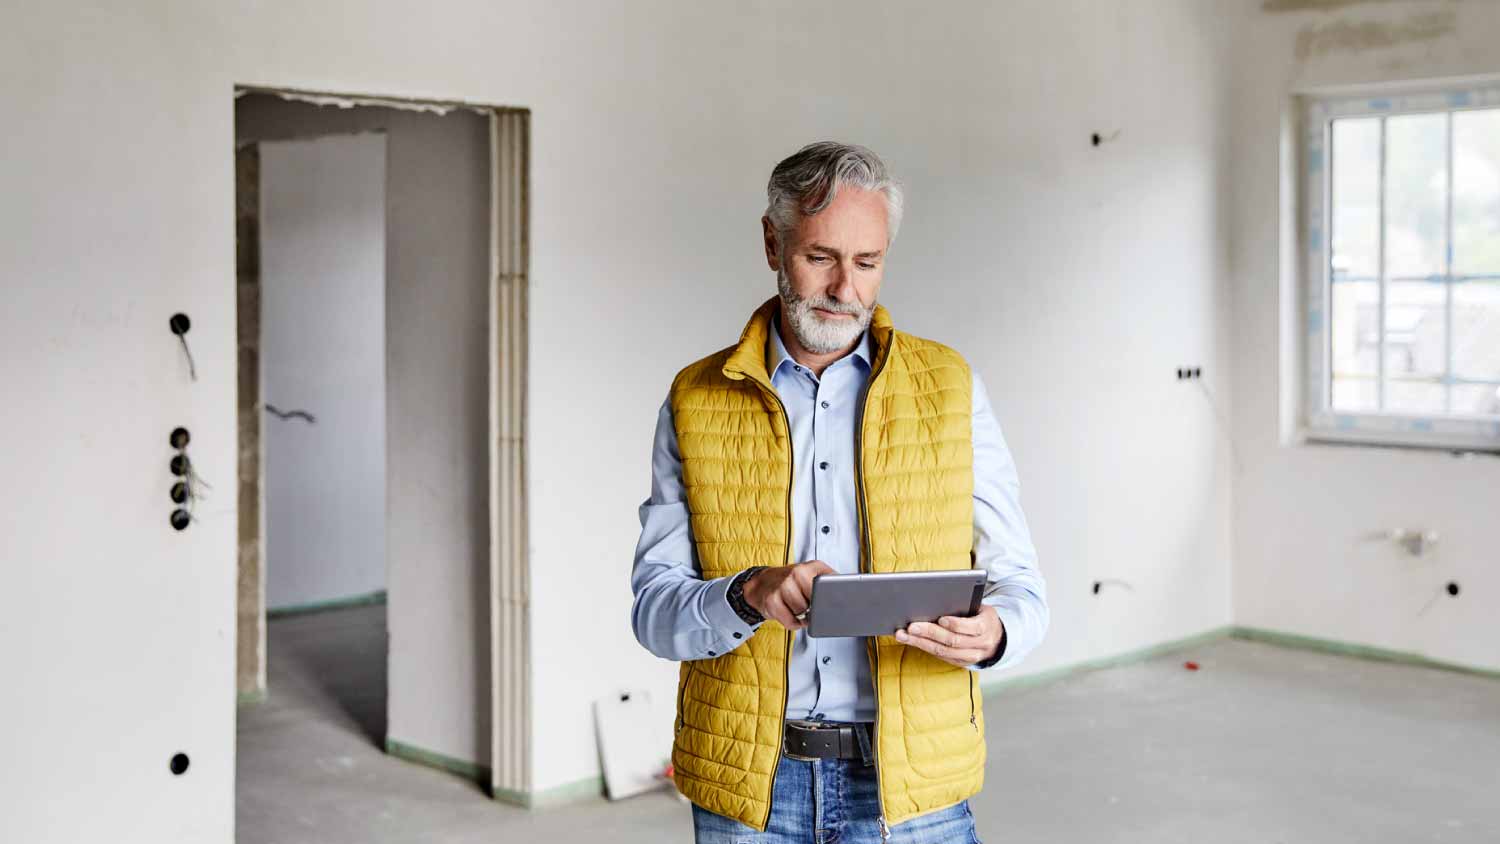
left=765, top=141, right=904, bottom=247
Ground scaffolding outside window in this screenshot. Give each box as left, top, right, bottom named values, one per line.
left=1303, top=83, right=1500, bottom=451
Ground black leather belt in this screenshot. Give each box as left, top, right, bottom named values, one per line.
left=783, top=720, right=874, bottom=762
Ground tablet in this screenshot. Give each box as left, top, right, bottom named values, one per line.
left=804, top=569, right=988, bottom=639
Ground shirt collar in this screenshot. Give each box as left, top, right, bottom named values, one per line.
left=767, top=311, right=873, bottom=380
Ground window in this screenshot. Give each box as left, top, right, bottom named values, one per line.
left=1303, top=84, right=1500, bottom=451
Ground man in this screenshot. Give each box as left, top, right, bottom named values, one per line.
left=631, top=141, right=1048, bottom=843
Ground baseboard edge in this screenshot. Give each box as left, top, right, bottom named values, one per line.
left=384, top=736, right=491, bottom=788
left=1228, top=626, right=1500, bottom=680
left=978, top=624, right=1235, bottom=695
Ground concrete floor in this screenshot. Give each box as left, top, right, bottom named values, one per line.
left=238, top=604, right=1500, bottom=843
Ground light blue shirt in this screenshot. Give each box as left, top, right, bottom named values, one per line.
left=631, top=318, right=1048, bottom=722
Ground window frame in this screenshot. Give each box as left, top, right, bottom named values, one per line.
left=1301, top=81, right=1500, bottom=452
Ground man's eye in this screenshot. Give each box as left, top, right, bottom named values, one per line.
left=807, top=255, right=830, bottom=264
left=858, top=262, right=876, bottom=271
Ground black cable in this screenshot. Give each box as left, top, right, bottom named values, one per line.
left=264, top=403, right=317, bottom=424
left=170, top=313, right=196, bottom=381
left=177, top=335, right=197, bottom=381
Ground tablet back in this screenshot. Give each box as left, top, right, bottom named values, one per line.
left=805, top=570, right=987, bottom=639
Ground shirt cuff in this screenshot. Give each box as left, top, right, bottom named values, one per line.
left=702, top=573, right=761, bottom=649
left=967, top=605, right=1014, bottom=671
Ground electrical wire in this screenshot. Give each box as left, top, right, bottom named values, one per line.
left=264, top=403, right=317, bottom=424
left=177, top=334, right=197, bottom=381
left=1194, top=379, right=1242, bottom=473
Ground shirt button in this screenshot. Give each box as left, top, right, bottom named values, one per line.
left=707, top=650, right=716, bottom=656
left=819, top=461, right=829, bottom=470
left=822, top=656, right=831, bottom=665
left=794, top=365, right=802, bottom=372
left=821, top=525, right=831, bottom=534
left=821, top=401, right=830, bottom=409
left=733, top=632, right=742, bottom=639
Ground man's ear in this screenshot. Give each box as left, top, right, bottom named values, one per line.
left=761, top=216, right=781, bottom=272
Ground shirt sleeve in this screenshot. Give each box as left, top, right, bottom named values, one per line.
left=630, top=395, right=762, bottom=661
left=965, top=370, right=1050, bottom=672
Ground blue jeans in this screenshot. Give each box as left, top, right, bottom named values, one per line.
left=690, top=753, right=982, bottom=844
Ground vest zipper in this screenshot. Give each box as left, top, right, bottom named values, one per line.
left=969, top=671, right=977, bottom=730
left=752, top=380, right=795, bottom=834
left=854, top=339, right=891, bottom=839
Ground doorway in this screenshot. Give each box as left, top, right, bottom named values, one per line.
left=232, top=87, right=532, bottom=829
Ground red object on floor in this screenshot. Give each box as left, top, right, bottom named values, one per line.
left=1184, top=661, right=1200, bottom=671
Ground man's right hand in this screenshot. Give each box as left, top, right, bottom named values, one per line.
left=742, top=560, right=835, bottom=630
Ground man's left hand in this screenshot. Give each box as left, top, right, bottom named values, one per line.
left=895, top=606, right=1004, bottom=668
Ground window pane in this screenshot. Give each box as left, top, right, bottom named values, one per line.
left=1330, top=117, right=1380, bottom=282
left=1383, top=279, right=1447, bottom=413
left=1329, top=118, right=1381, bottom=412
left=1317, top=97, right=1500, bottom=431
left=1384, top=113, right=1447, bottom=280
left=1330, top=279, right=1379, bottom=411
left=1451, top=383, right=1500, bottom=417
left=1386, top=379, right=1446, bottom=414
left=1453, top=279, right=1500, bottom=405
left=1453, top=108, right=1500, bottom=278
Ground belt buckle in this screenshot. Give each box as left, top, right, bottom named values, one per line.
left=783, top=719, right=827, bottom=761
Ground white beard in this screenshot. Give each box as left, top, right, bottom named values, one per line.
left=776, top=268, right=874, bottom=354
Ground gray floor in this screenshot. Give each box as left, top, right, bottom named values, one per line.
left=238, top=605, right=1500, bottom=843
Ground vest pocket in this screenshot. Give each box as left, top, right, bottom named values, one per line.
left=671, top=665, right=753, bottom=786
left=898, top=647, right=985, bottom=780
left=671, top=739, right=753, bottom=786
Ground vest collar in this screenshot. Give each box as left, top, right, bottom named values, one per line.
left=722, top=295, right=894, bottom=386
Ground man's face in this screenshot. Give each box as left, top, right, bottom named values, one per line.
left=763, top=186, right=888, bottom=355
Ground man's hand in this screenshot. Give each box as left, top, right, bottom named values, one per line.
left=742, top=560, right=835, bottom=630
left=895, top=605, right=1005, bottom=668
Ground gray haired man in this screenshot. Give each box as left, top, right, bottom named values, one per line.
left=631, top=141, right=1049, bottom=843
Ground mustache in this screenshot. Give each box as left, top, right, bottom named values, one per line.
left=798, top=295, right=869, bottom=316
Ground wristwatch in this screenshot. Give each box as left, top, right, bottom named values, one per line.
left=727, top=566, right=767, bottom=626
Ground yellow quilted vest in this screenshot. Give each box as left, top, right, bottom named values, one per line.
left=667, top=296, right=983, bottom=831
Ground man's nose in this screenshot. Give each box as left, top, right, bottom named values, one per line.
left=828, top=264, right=857, bottom=301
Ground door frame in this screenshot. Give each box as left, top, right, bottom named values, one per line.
left=232, top=85, right=532, bottom=801
left=487, top=107, right=532, bottom=803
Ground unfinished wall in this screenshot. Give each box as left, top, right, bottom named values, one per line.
left=534, top=0, right=1239, bottom=796
left=237, top=96, right=494, bottom=773
left=1229, top=0, right=1500, bottom=672
left=0, top=2, right=1234, bottom=839
left=258, top=132, right=387, bottom=612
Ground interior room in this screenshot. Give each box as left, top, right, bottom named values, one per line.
left=2, top=2, right=1497, bottom=843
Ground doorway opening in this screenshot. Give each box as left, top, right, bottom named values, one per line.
left=232, top=86, right=531, bottom=832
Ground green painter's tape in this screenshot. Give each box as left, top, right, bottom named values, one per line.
left=267, top=589, right=388, bottom=619
left=979, top=625, right=1500, bottom=698
left=978, top=626, right=1235, bottom=696
left=490, top=785, right=530, bottom=808
left=1230, top=626, right=1500, bottom=680
left=384, top=738, right=605, bottom=808
left=237, top=688, right=267, bottom=706
left=384, top=736, right=491, bottom=785
left=493, top=776, right=605, bottom=809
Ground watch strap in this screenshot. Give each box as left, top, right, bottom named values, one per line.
left=727, top=566, right=766, bottom=626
